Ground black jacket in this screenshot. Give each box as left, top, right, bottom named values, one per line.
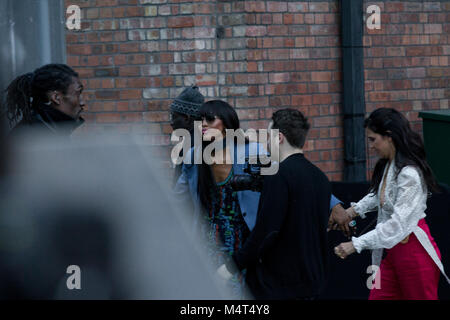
left=9, top=104, right=84, bottom=137
left=232, top=153, right=331, bottom=299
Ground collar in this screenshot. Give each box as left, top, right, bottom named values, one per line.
left=37, top=103, right=84, bottom=135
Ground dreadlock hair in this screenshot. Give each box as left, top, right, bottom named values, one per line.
left=5, top=64, right=79, bottom=125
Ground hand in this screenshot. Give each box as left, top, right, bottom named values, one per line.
left=216, top=264, right=232, bottom=281
left=345, top=207, right=357, bottom=219
left=334, top=241, right=356, bottom=259
left=328, top=203, right=353, bottom=237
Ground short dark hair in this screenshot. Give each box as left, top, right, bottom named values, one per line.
left=271, top=109, right=310, bottom=148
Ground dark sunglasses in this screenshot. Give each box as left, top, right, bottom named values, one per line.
left=200, top=112, right=218, bottom=123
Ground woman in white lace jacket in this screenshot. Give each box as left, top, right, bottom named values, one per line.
left=334, top=108, right=449, bottom=300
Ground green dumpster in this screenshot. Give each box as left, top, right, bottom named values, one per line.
left=419, top=110, right=450, bottom=187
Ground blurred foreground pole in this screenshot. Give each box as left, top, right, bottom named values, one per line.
left=0, top=130, right=237, bottom=299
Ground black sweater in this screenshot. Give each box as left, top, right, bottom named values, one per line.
left=232, top=153, right=331, bottom=299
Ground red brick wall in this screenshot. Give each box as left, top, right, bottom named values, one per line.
left=65, top=0, right=449, bottom=181
left=363, top=1, right=449, bottom=175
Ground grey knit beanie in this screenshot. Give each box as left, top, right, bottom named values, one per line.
left=170, top=86, right=204, bottom=118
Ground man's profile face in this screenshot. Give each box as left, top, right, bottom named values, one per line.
left=56, top=77, right=85, bottom=120
left=170, top=111, right=191, bottom=131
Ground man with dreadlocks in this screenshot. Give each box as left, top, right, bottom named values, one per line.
left=5, top=63, right=85, bottom=137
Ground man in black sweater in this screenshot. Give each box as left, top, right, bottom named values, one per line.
left=219, top=109, right=331, bottom=299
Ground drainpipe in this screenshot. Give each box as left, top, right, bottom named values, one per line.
left=340, top=0, right=367, bottom=182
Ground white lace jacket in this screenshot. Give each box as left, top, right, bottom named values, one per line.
left=351, top=162, right=449, bottom=284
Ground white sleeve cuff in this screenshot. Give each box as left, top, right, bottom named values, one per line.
left=350, top=202, right=366, bottom=219
left=352, top=236, right=364, bottom=254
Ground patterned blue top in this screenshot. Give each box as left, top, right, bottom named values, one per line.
left=202, top=167, right=250, bottom=298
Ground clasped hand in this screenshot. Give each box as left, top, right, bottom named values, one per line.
left=328, top=204, right=355, bottom=238
left=334, top=242, right=356, bottom=259
left=328, top=204, right=357, bottom=259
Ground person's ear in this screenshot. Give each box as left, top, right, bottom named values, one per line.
left=385, top=130, right=393, bottom=142
left=184, top=114, right=192, bottom=124
left=49, top=91, right=61, bottom=106
left=279, top=132, right=285, bottom=144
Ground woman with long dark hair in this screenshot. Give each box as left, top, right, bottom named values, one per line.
left=5, top=63, right=85, bottom=136
left=334, top=108, right=449, bottom=299
left=174, top=100, right=264, bottom=298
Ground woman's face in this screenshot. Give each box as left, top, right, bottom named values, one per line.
left=201, top=113, right=225, bottom=141
left=366, top=128, right=394, bottom=160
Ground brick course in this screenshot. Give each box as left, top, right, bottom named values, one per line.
left=65, top=0, right=449, bottom=181
left=363, top=1, right=449, bottom=176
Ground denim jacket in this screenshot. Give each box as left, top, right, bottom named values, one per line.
left=173, top=141, right=264, bottom=232
left=173, top=142, right=342, bottom=232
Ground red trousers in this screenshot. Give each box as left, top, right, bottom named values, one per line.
left=369, top=219, right=441, bottom=300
